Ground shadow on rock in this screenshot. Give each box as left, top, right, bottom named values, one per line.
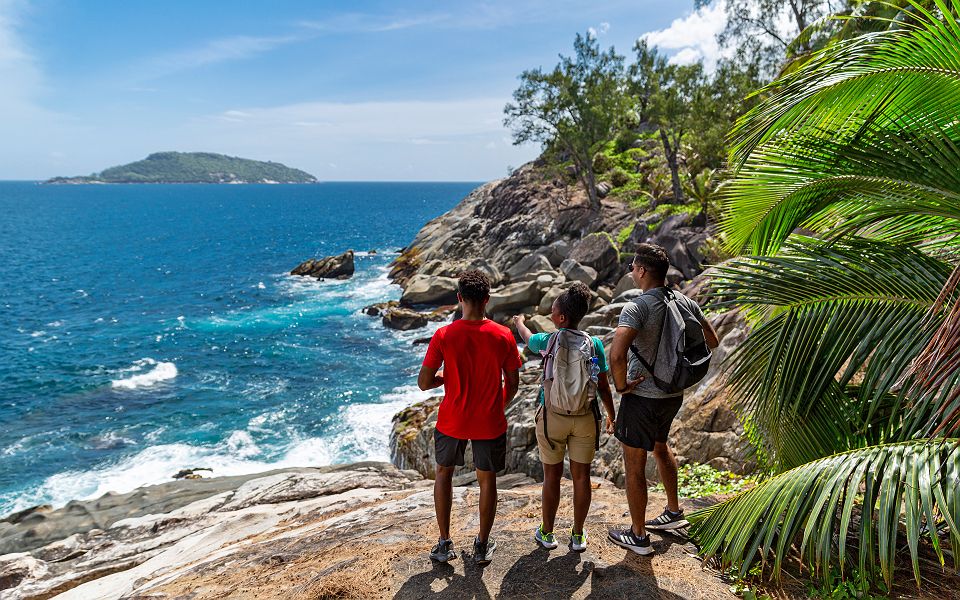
left=393, top=559, right=493, bottom=600
left=586, top=551, right=690, bottom=599
left=497, top=547, right=591, bottom=598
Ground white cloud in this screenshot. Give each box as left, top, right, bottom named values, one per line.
left=150, top=33, right=304, bottom=75
left=640, top=1, right=727, bottom=69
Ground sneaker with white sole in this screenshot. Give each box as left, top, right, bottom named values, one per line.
left=607, top=526, right=654, bottom=555
left=429, top=538, right=457, bottom=562
left=570, top=529, right=588, bottom=552
left=645, top=507, right=688, bottom=531
left=473, top=537, right=497, bottom=565
left=535, top=524, right=558, bottom=549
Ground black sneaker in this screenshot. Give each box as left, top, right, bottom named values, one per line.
left=430, top=538, right=457, bottom=562
left=473, top=536, right=497, bottom=565
left=645, top=507, right=688, bottom=531
left=607, top=526, right=654, bottom=555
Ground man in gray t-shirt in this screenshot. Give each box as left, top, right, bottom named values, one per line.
left=606, top=244, right=719, bottom=556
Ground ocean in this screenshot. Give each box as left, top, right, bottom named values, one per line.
left=0, top=181, right=477, bottom=516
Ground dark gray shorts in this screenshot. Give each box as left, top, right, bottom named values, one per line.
left=614, top=394, right=683, bottom=451
left=434, top=429, right=506, bottom=472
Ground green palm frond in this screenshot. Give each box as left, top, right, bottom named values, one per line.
left=710, top=237, right=953, bottom=468
left=720, top=0, right=960, bottom=254
left=689, top=439, right=960, bottom=588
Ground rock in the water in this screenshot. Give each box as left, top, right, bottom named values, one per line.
left=570, top=233, right=620, bottom=283
left=173, top=468, right=212, bottom=480
left=382, top=308, right=429, bottom=330
left=399, top=274, right=459, bottom=306
left=411, top=336, right=432, bottom=345
left=560, top=259, right=598, bottom=287
left=361, top=300, right=399, bottom=317
left=290, top=250, right=355, bottom=280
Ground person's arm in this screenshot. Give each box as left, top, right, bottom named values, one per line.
left=597, top=372, right=615, bottom=433
left=418, top=332, right=444, bottom=391
left=610, top=326, right=644, bottom=395
left=702, top=316, right=720, bottom=349
left=503, top=368, right=520, bottom=404
left=417, top=366, right=444, bottom=390
left=512, top=315, right=534, bottom=345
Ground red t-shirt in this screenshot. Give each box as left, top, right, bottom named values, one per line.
left=422, top=318, right=522, bottom=440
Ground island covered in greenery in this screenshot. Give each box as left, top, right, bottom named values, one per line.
left=45, top=151, right=318, bottom=184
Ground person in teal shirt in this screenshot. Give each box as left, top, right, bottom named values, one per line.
left=512, top=282, right=616, bottom=552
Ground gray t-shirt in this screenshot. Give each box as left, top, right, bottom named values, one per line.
left=617, top=288, right=707, bottom=399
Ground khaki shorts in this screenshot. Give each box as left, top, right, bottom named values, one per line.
left=535, top=405, right=597, bottom=465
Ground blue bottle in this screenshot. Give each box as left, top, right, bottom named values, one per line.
left=589, top=356, right=600, bottom=383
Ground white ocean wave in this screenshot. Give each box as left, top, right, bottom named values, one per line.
left=110, top=358, right=178, bottom=390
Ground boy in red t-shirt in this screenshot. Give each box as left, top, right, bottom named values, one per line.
left=418, top=270, right=522, bottom=566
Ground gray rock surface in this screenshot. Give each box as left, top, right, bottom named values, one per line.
left=560, top=259, right=599, bottom=287
left=486, top=281, right=542, bottom=316
left=290, top=250, right=355, bottom=280
left=570, top=233, right=620, bottom=284
left=382, top=307, right=428, bottom=330
left=400, top=274, right=459, bottom=306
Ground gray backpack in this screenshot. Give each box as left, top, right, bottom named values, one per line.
left=629, top=288, right=712, bottom=394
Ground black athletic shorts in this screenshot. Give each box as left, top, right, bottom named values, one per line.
left=614, top=394, right=683, bottom=451
left=434, top=429, right=507, bottom=473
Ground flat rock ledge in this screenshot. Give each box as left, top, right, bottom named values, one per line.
left=1, top=462, right=742, bottom=599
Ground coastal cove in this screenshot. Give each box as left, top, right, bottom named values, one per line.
left=0, top=181, right=477, bottom=517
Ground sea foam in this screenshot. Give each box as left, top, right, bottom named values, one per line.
left=110, top=358, right=178, bottom=390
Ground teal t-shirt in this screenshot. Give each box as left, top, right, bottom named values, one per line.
left=527, top=330, right=608, bottom=405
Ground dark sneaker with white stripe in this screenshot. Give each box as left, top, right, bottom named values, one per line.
left=473, top=537, right=496, bottom=565
left=645, top=507, right=688, bottom=531
left=607, top=526, right=654, bottom=555
left=430, top=538, right=457, bottom=562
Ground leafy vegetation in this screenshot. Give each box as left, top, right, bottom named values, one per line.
left=47, top=152, right=317, bottom=184
left=689, top=0, right=960, bottom=591
left=653, top=462, right=754, bottom=498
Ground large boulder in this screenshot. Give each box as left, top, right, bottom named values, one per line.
left=400, top=274, right=459, bottom=306
left=382, top=308, right=428, bottom=331
left=560, top=259, right=598, bottom=287
left=578, top=302, right=628, bottom=330
left=526, top=314, right=557, bottom=334
left=290, top=250, right=355, bottom=280
left=611, top=273, right=637, bottom=298
left=534, top=239, right=571, bottom=268
left=486, top=281, right=542, bottom=315
left=569, top=233, right=620, bottom=283
left=505, top=254, right=553, bottom=282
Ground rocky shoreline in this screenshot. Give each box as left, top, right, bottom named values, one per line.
left=2, top=163, right=753, bottom=598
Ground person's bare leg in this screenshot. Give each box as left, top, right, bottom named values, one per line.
left=541, top=462, right=563, bottom=533
left=434, top=464, right=455, bottom=540
left=476, top=469, right=498, bottom=542
left=622, top=443, right=649, bottom=536
left=653, top=442, right=680, bottom=512
left=569, top=460, right=592, bottom=535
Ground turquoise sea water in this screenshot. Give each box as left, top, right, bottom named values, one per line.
left=0, top=181, right=476, bottom=516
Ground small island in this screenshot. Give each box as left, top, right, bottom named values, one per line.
left=45, top=151, right=318, bottom=184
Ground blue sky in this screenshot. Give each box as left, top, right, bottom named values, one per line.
left=0, top=0, right=727, bottom=181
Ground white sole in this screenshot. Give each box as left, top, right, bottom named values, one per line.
left=608, top=536, right=654, bottom=556
left=646, top=520, right=689, bottom=531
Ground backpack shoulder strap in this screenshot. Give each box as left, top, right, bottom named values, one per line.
left=628, top=289, right=671, bottom=375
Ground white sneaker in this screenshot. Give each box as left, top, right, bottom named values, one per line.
left=570, top=529, right=588, bottom=552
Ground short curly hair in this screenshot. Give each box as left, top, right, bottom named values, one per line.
left=555, top=282, right=591, bottom=327
left=457, top=270, right=491, bottom=303
left=633, top=243, right=670, bottom=282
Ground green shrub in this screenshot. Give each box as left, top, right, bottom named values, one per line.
left=610, top=167, right=631, bottom=188
left=653, top=462, right=754, bottom=498
left=616, top=223, right=635, bottom=246
left=592, top=152, right=614, bottom=173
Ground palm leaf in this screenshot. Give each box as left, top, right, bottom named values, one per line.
left=709, top=237, right=953, bottom=469
left=689, top=439, right=960, bottom=588
left=720, top=0, right=960, bottom=255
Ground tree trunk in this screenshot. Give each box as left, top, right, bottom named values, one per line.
left=573, top=150, right=600, bottom=212
left=660, top=128, right=684, bottom=204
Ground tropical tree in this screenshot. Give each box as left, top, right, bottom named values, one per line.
left=504, top=33, right=628, bottom=211
left=690, top=0, right=960, bottom=590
